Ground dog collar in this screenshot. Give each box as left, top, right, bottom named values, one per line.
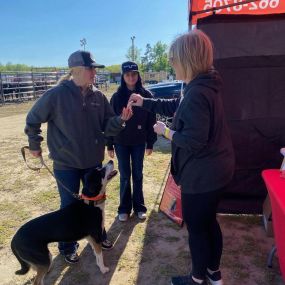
left=83, top=199, right=105, bottom=206
left=81, top=193, right=106, bottom=204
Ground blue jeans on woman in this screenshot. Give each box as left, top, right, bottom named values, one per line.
left=54, top=165, right=107, bottom=256
left=114, top=144, right=147, bottom=215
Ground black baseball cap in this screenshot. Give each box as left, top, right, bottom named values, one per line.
left=121, top=61, right=139, bottom=74
left=68, top=50, right=105, bottom=68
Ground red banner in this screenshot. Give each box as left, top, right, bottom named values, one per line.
left=159, top=173, right=183, bottom=226
left=189, top=0, right=285, bottom=25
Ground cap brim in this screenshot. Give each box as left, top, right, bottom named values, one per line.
left=91, top=62, right=105, bottom=68
left=123, top=69, right=139, bottom=74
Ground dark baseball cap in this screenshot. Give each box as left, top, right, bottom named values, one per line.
left=68, top=50, right=105, bottom=68
left=121, top=61, right=139, bottom=74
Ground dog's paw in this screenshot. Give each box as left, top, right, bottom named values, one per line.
left=100, top=266, right=109, bottom=274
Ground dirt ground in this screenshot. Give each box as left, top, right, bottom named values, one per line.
left=0, top=100, right=284, bottom=285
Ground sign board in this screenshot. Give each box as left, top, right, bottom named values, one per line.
left=189, top=0, right=285, bottom=24
left=159, top=173, right=183, bottom=226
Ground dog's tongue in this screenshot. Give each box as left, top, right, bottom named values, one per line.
left=107, top=170, right=117, bottom=180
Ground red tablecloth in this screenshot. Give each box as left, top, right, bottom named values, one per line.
left=262, top=169, right=285, bottom=280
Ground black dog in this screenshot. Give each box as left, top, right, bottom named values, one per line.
left=11, top=160, right=117, bottom=285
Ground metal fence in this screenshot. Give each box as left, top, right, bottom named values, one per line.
left=0, top=70, right=112, bottom=104
left=0, top=70, right=68, bottom=104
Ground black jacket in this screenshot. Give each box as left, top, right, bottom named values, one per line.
left=107, top=88, right=157, bottom=150
left=142, top=69, right=235, bottom=194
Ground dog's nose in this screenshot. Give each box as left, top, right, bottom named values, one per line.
left=108, top=160, right=114, bottom=165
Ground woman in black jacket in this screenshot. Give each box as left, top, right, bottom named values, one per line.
left=129, top=30, right=235, bottom=285
left=107, top=61, right=157, bottom=222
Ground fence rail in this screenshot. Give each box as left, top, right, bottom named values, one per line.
left=0, top=70, right=68, bottom=104
left=0, top=70, right=112, bottom=104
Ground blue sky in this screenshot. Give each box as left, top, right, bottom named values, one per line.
left=1, top=0, right=189, bottom=67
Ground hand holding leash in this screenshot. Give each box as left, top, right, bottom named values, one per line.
left=21, top=146, right=81, bottom=200
left=29, top=148, right=42, bottom=158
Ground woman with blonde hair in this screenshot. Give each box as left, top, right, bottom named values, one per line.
left=25, top=50, right=132, bottom=264
left=129, top=29, right=235, bottom=285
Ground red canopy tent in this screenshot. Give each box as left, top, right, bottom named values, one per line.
left=187, top=0, right=285, bottom=213
left=189, top=0, right=285, bottom=25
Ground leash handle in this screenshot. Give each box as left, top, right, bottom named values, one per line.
left=20, top=146, right=81, bottom=200
left=21, top=146, right=44, bottom=171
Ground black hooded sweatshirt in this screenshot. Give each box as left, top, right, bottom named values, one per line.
left=107, top=87, right=157, bottom=150
left=142, top=69, right=235, bottom=194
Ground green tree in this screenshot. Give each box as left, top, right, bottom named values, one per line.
left=0, top=63, right=65, bottom=72
left=152, top=41, right=169, bottom=72
left=141, top=43, right=154, bottom=72
left=140, top=41, right=172, bottom=73
left=105, top=64, right=121, bottom=73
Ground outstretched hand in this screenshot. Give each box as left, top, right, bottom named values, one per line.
left=128, top=93, right=143, bottom=108
left=120, top=107, right=133, bottom=121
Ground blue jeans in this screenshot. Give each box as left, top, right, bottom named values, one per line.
left=54, top=166, right=107, bottom=255
left=114, top=144, right=147, bottom=215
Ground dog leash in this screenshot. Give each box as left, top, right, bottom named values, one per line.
left=21, top=146, right=82, bottom=200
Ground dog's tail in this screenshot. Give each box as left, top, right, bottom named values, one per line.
left=11, top=237, right=30, bottom=275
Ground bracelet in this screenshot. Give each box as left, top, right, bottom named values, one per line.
left=164, top=127, right=170, bottom=139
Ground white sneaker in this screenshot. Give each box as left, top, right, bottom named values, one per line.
left=207, top=270, right=223, bottom=285
left=118, top=213, right=128, bottom=222
left=137, top=212, right=147, bottom=220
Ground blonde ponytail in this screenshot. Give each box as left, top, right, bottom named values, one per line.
left=57, top=72, right=72, bottom=85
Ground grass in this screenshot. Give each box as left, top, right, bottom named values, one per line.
left=0, top=201, right=31, bottom=246
left=32, top=188, right=60, bottom=211
left=0, top=91, right=284, bottom=285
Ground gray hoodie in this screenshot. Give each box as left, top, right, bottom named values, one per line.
left=25, top=80, right=125, bottom=169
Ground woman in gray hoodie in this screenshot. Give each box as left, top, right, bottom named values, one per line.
left=25, top=50, right=132, bottom=264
